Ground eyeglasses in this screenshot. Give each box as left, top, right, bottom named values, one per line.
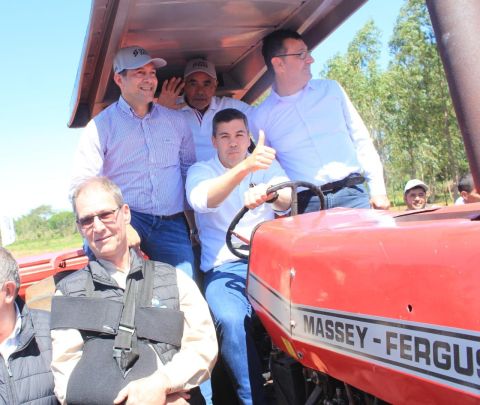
left=275, top=50, right=312, bottom=60
left=77, top=208, right=121, bottom=230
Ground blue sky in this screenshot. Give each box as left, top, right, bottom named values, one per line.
left=0, top=0, right=404, bottom=218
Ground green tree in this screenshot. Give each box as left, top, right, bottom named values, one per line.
left=48, top=211, right=77, bottom=237
left=14, top=206, right=77, bottom=241
left=384, top=0, right=466, bottom=200
left=15, top=205, right=54, bottom=240
left=320, top=0, right=468, bottom=204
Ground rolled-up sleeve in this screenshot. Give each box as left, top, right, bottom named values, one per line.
left=186, top=163, right=218, bottom=213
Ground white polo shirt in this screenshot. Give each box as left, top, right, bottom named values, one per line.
left=186, top=154, right=289, bottom=271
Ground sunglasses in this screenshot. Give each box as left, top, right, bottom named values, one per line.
left=76, top=208, right=121, bottom=230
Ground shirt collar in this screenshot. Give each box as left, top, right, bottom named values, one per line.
left=271, top=81, right=313, bottom=102
left=11, top=303, right=21, bottom=338
left=213, top=152, right=252, bottom=172
left=117, top=95, right=154, bottom=118
left=182, top=96, right=218, bottom=113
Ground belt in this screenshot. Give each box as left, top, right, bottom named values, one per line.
left=155, top=212, right=184, bottom=220
left=299, top=173, right=365, bottom=197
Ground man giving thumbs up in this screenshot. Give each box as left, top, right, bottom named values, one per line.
left=186, top=108, right=290, bottom=404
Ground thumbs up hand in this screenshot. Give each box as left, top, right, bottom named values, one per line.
left=245, top=130, right=276, bottom=172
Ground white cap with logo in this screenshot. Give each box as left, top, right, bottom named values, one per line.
left=184, top=58, right=217, bottom=79
left=404, top=179, right=428, bottom=194
left=113, top=46, right=167, bottom=73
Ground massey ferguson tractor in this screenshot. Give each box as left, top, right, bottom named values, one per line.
left=16, top=0, right=480, bottom=403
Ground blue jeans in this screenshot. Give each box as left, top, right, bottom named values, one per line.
left=204, top=261, right=265, bottom=405
left=299, top=184, right=371, bottom=213
left=129, top=210, right=195, bottom=279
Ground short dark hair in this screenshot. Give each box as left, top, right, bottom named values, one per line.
left=212, top=108, right=249, bottom=135
left=458, top=173, right=474, bottom=193
left=262, top=29, right=304, bottom=72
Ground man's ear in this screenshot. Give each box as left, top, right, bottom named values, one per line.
left=3, top=281, right=17, bottom=304
left=113, top=73, right=123, bottom=88
left=271, top=56, right=284, bottom=74
left=122, top=204, right=131, bottom=225
left=460, top=190, right=468, bottom=201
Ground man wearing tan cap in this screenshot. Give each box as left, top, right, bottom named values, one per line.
left=158, top=58, right=253, bottom=161
left=404, top=179, right=429, bottom=210
left=70, top=46, right=197, bottom=280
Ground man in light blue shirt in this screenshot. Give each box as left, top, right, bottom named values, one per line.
left=70, top=46, right=196, bottom=279
left=253, top=29, right=390, bottom=213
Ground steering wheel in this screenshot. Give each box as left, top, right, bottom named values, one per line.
left=226, top=181, right=325, bottom=259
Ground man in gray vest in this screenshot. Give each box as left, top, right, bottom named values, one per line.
left=50, top=177, right=217, bottom=405
left=0, top=247, right=57, bottom=404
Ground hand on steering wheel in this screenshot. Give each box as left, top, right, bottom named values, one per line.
left=226, top=181, right=325, bottom=259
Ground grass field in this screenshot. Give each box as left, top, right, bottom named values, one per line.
left=8, top=234, right=83, bottom=258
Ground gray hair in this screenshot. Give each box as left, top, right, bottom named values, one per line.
left=0, top=247, right=20, bottom=294
left=72, top=176, right=124, bottom=217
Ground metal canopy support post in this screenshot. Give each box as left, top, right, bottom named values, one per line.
left=426, top=0, right=480, bottom=190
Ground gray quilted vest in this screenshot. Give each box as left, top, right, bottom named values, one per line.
left=51, top=253, right=184, bottom=405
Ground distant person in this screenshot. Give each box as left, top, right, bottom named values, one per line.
left=70, top=46, right=196, bottom=279
left=404, top=179, right=429, bottom=210
left=51, top=176, right=217, bottom=405
left=157, top=58, right=252, bottom=161
left=0, top=247, right=57, bottom=404
left=187, top=109, right=291, bottom=404
left=252, top=29, right=390, bottom=213
left=455, top=173, right=480, bottom=204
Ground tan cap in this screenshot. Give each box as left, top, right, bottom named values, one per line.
left=184, top=58, right=217, bottom=79
left=404, top=179, right=428, bottom=194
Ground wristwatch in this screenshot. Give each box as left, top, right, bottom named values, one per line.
left=190, top=228, right=198, bottom=236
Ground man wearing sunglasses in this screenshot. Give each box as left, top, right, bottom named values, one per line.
left=252, top=29, right=390, bottom=213
left=51, top=176, right=217, bottom=405
left=70, top=46, right=196, bottom=280
left=0, top=247, right=57, bottom=404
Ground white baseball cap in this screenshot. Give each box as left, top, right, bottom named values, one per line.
left=113, top=46, right=167, bottom=73
left=404, top=179, right=428, bottom=194
left=184, top=58, right=217, bottom=79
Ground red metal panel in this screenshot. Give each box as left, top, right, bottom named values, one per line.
left=248, top=204, right=480, bottom=404
left=17, top=248, right=87, bottom=299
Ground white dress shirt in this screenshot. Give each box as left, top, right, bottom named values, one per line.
left=251, top=80, right=387, bottom=196
left=180, top=96, right=253, bottom=161
left=186, top=154, right=288, bottom=271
